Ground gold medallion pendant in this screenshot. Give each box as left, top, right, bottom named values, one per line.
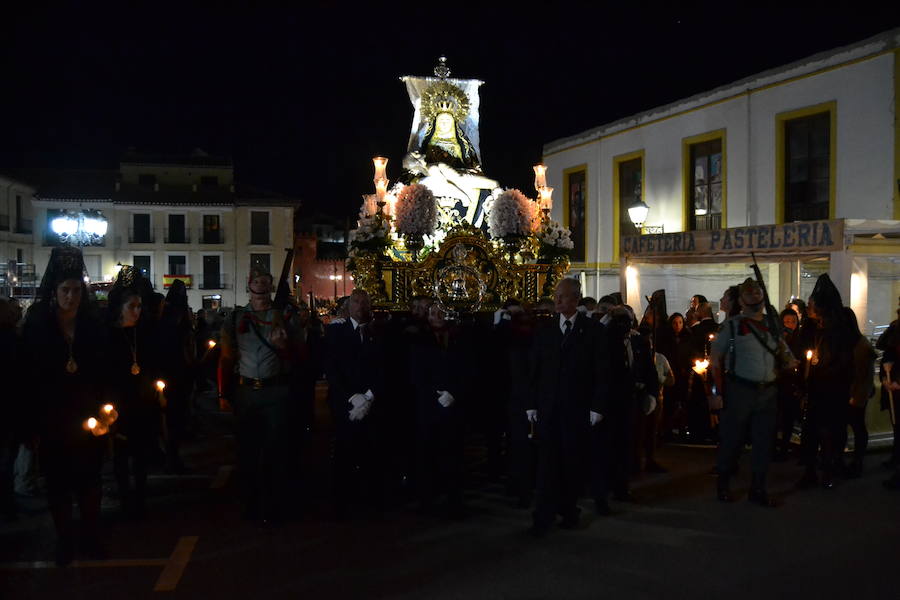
left=66, top=358, right=78, bottom=374
left=131, top=362, right=141, bottom=375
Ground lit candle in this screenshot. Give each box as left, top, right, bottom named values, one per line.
left=101, top=403, right=118, bottom=424
left=84, top=417, right=98, bottom=432
left=533, top=164, right=547, bottom=191
left=805, top=350, right=813, bottom=379
left=373, top=156, right=388, bottom=182
left=156, top=380, right=168, bottom=409
left=692, top=358, right=709, bottom=376
left=375, top=178, right=388, bottom=202
left=539, top=186, right=554, bottom=212
left=208, top=340, right=216, bottom=349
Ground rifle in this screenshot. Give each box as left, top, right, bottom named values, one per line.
left=273, top=248, right=295, bottom=309
left=749, top=252, right=782, bottom=339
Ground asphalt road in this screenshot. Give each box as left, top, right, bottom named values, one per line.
left=3, top=388, right=899, bottom=600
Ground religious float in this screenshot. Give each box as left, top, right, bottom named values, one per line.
left=347, top=58, right=572, bottom=314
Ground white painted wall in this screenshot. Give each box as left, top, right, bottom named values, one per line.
left=545, top=49, right=896, bottom=261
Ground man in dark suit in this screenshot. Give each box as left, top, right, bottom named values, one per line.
left=527, top=278, right=608, bottom=536
left=324, top=289, right=384, bottom=517
left=408, top=303, right=475, bottom=516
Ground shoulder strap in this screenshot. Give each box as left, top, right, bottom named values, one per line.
left=729, top=319, right=736, bottom=373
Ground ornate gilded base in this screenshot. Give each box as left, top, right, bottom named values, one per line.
left=349, top=224, right=569, bottom=311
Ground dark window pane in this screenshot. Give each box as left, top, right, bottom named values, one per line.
left=784, top=111, right=831, bottom=222
left=618, top=158, right=642, bottom=238
left=168, top=214, right=186, bottom=243
left=134, top=255, right=151, bottom=281
left=250, top=253, right=270, bottom=274
left=133, top=214, right=151, bottom=243
left=250, top=211, right=269, bottom=245
left=168, top=255, right=187, bottom=275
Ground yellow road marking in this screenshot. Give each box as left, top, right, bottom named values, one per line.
left=153, top=536, right=199, bottom=592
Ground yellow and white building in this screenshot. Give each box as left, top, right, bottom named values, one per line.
left=543, top=28, right=900, bottom=335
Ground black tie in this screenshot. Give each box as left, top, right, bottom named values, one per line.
left=357, top=323, right=366, bottom=344
left=562, top=319, right=572, bottom=345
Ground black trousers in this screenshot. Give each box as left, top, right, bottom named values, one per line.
left=840, top=404, right=868, bottom=461
left=801, top=400, right=847, bottom=475
left=507, top=408, right=536, bottom=502
left=332, top=417, right=383, bottom=514
left=533, top=418, right=582, bottom=528
left=716, top=381, right=776, bottom=479
left=592, top=407, right=635, bottom=500
left=415, top=415, right=463, bottom=506
left=233, top=384, right=289, bottom=519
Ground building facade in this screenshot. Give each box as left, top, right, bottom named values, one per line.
left=7, top=150, right=298, bottom=310
left=0, top=174, right=38, bottom=298
left=543, top=29, right=900, bottom=335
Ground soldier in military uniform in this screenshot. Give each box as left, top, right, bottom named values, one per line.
left=710, top=278, right=795, bottom=507
left=219, top=268, right=301, bottom=523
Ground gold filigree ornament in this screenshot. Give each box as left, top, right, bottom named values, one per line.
left=420, top=81, right=470, bottom=125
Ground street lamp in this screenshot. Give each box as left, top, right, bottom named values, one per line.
left=51, top=209, right=108, bottom=246
left=329, top=265, right=342, bottom=300
left=627, top=199, right=650, bottom=231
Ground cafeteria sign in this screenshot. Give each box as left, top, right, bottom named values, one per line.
left=622, top=219, right=844, bottom=258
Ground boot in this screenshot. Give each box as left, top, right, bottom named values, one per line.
left=748, top=472, right=777, bottom=507
left=716, top=474, right=732, bottom=502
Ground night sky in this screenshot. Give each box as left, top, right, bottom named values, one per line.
left=2, top=4, right=898, bottom=219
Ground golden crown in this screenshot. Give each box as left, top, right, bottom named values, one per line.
left=421, top=81, right=470, bottom=125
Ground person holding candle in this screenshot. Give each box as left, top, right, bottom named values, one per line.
left=773, top=308, right=805, bottom=461
left=710, top=278, right=796, bottom=506
left=105, top=266, right=158, bottom=519
left=21, top=246, right=109, bottom=565
left=798, top=274, right=856, bottom=490
left=219, top=267, right=302, bottom=524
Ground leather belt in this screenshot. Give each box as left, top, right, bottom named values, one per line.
left=239, top=375, right=288, bottom=390
left=727, top=373, right=777, bottom=390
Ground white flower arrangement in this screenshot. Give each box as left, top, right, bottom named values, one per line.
left=539, top=219, right=574, bottom=250
left=348, top=215, right=391, bottom=255
left=487, top=188, right=537, bottom=239
left=394, top=184, right=438, bottom=237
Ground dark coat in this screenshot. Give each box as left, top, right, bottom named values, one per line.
left=527, top=313, right=608, bottom=434
left=324, top=319, right=383, bottom=425
left=605, top=331, right=658, bottom=416
left=409, top=326, right=475, bottom=426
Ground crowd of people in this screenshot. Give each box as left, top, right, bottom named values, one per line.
left=1, top=245, right=899, bottom=563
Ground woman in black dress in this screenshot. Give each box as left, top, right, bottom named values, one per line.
left=21, top=247, right=108, bottom=565
left=106, top=266, right=160, bottom=518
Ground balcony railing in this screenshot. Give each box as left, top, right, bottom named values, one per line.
left=128, top=228, right=155, bottom=243
left=199, top=228, right=224, bottom=244
left=199, top=273, right=229, bottom=290
left=692, top=213, right=722, bottom=231
left=164, top=228, right=191, bottom=243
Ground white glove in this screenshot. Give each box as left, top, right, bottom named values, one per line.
left=349, top=400, right=372, bottom=421
left=642, top=395, right=657, bottom=416
left=436, top=390, right=455, bottom=408
left=590, top=411, right=603, bottom=426
left=348, top=393, right=367, bottom=409
left=526, top=409, right=537, bottom=423
left=493, top=308, right=507, bottom=325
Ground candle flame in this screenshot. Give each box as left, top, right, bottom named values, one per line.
left=87, top=417, right=97, bottom=430
left=692, top=359, right=709, bottom=375
left=103, top=404, right=114, bottom=414
left=156, top=380, right=166, bottom=391
left=208, top=340, right=216, bottom=348
left=806, top=350, right=813, bottom=360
